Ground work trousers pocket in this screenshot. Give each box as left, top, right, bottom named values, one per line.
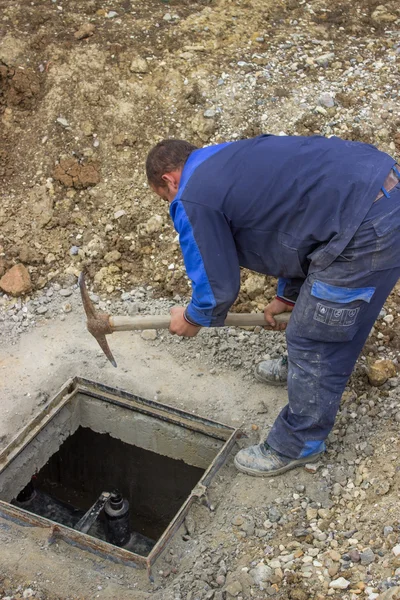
left=288, top=277, right=375, bottom=343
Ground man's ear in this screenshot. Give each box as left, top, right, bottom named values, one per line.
left=162, top=170, right=181, bottom=190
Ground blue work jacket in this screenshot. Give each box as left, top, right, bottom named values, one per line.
left=169, top=135, right=395, bottom=326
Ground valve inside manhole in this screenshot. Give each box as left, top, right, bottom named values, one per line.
left=0, top=378, right=239, bottom=570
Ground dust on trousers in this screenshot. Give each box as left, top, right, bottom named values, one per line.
left=267, top=182, right=400, bottom=459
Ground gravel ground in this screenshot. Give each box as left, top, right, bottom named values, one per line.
left=1, top=282, right=400, bottom=600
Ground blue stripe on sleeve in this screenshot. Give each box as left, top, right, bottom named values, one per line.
left=170, top=200, right=216, bottom=326
left=277, top=278, right=290, bottom=298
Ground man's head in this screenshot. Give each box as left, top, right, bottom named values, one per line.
left=146, top=139, right=198, bottom=202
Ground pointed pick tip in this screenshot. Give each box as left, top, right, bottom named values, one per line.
left=110, top=358, right=117, bottom=368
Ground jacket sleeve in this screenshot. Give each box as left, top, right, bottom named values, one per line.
left=171, top=199, right=240, bottom=327
left=276, top=277, right=304, bottom=306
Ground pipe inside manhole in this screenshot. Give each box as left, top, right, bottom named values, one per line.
left=0, top=378, right=239, bottom=568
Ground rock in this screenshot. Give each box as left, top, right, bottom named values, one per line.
left=70, top=246, right=79, bottom=256
left=392, top=544, right=400, bottom=556
left=249, top=563, right=273, bottom=589
left=45, top=253, right=56, bottom=265
left=368, top=360, right=397, bottom=386
left=184, top=513, right=196, bottom=536
left=59, top=288, right=72, bottom=297
left=232, top=515, right=244, bottom=526
left=74, top=23, right=95, bottom=40
left=360, top=548, right=375, bottom=565
left=371, top=6, right=397, bottom=23
left=243, top=274, right=265, bottom=299
left=29, top=186, right=54, bottom=229
left=319, top=93, right=335, bottom=108
left=306, top=507, right=318, bottom=520
left=141, top=329, right=157, bottom=341
left=130, top=58, right=148, bottom=73
left=304, top=462, right=321, bottom=473
left=204, top=108, right=216, bottom=118
left=63, top=302, right=72, bottom=313
left=106, top=11, right=118, bottom=18
left=349, top=549, right=361, bottom=563
left=0, top=34, right=25, bottom=66
left=113, top=133, right=137, bottom=147
left=146, top=215, right=164, bottom=234
left=329, top=577, right=350, bottom=590
left=56, top=117, right=70, bottom=128
left=225, top=580, right=242, bottom=597
left=0, top=264, right=32, bottom=296
left=22, top=590, right=35, bottom=599
left=114, top=210, right=126, bottom=219
left=104, top=250, right=122, bottom=263
left=191, top=112, right=216, bottom=143
left=36, top=306, right=48, bottom=315
left=268, top=506, right=281, bottom=522
left=315, top=53, right=335, bottom=66
left=269, top=559, right=281, bottom=569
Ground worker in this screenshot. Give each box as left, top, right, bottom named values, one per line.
left=146, top=135, right=400, bottom=477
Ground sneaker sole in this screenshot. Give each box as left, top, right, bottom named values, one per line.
left=254, top=371, right=287, bottom=386
left=234, top=452, right=322, bottom=478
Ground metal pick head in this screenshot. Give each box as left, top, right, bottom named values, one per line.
left=79, top=272, right=117, bottom=368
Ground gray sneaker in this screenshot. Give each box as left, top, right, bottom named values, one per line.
left=255, top=356, right=288, bottom=386
left=234, top=443, right=324, bottom=477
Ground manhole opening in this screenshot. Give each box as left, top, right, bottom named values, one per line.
left=13, top=426, right=204, bottom=556
left=0, top=378, right=238, bottom=568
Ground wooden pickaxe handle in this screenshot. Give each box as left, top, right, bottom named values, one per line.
left=110, top=312, right=290, bottom=331
left=79, top=273, right=291, bottom=367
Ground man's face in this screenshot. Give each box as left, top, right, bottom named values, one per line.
left=151, top=183, right=175, bottom=203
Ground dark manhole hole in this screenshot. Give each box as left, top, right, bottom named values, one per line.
left=0, top=378, right=239, bottom=571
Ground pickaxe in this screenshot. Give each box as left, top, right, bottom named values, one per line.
left=79, top=273, right=291, bottom=367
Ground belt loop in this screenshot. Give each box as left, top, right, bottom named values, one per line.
left=381, top=186, right=391, bottom=199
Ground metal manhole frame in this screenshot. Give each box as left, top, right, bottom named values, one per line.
left=0, top=377, right=241, bottom=577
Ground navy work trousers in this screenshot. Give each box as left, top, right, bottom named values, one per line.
left=267, top=183, right=400, bottom=459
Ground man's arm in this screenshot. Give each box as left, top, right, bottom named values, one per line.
left=170, top=199, right=241, bottom=331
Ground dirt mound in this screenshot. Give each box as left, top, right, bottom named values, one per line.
left=0, top=65, right=41, bottom=110
left=53, top=158, right=101, bottom=189
left=0, top=0, right=397, bottom=304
